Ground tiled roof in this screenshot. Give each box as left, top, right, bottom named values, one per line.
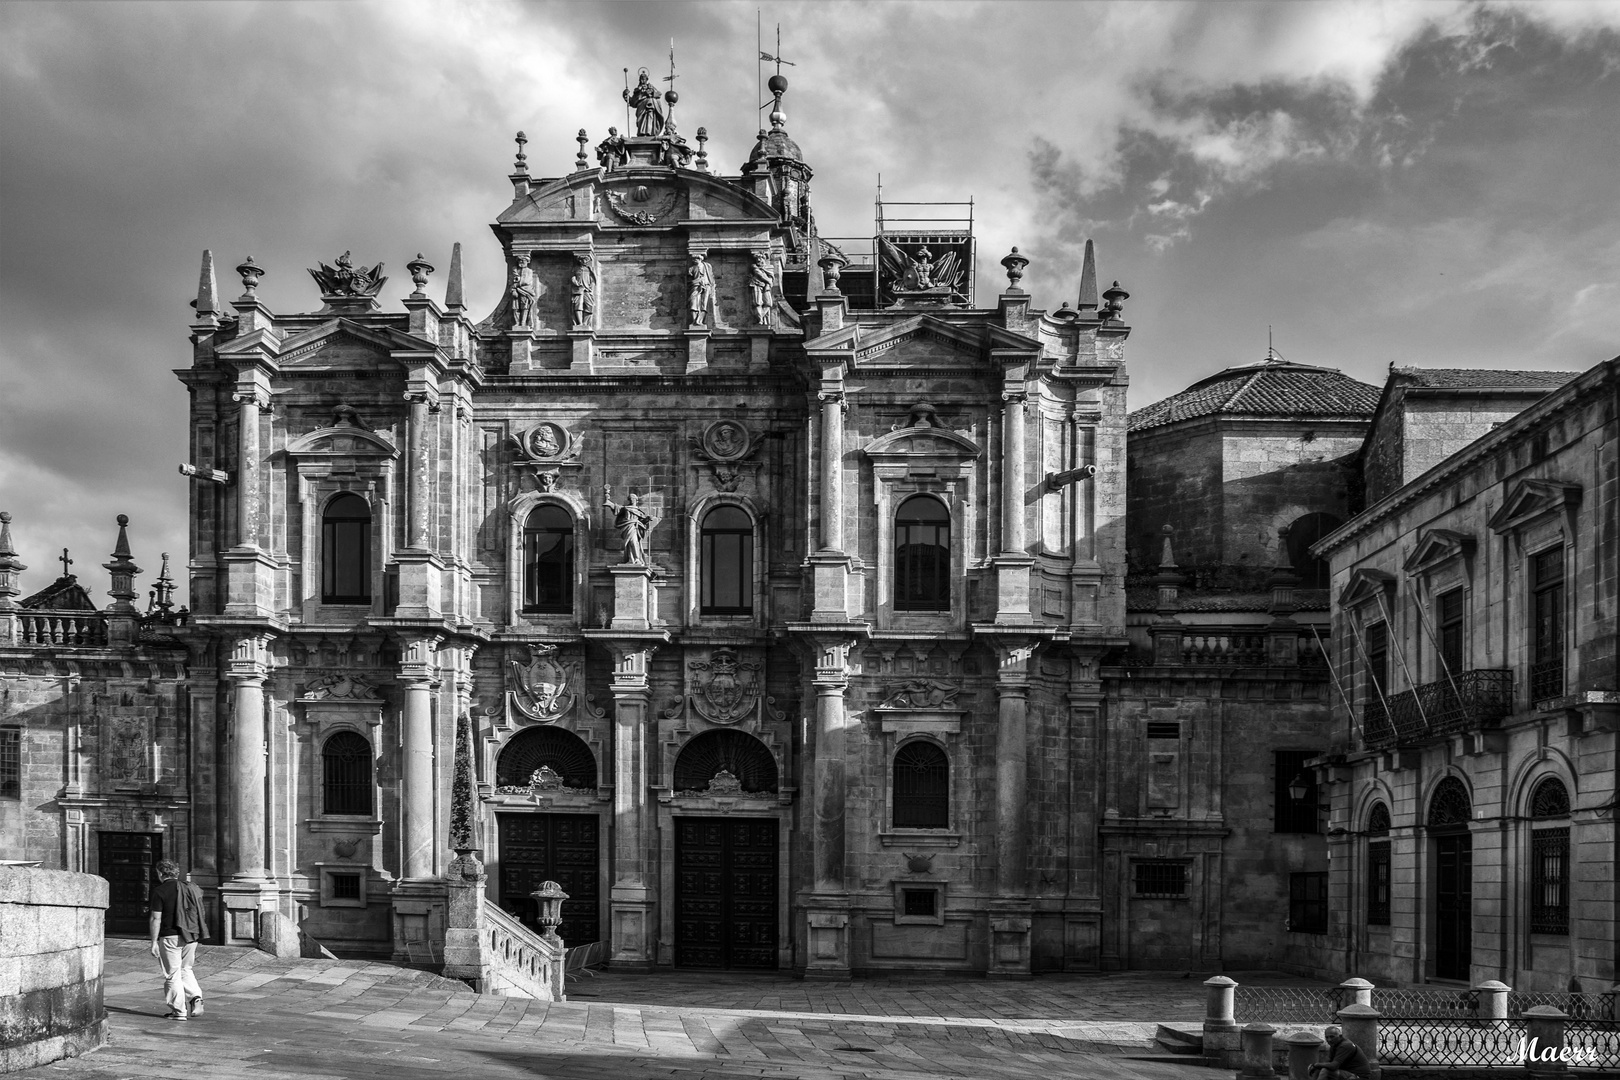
left=1394, top=367, right=1581, bottom=389
left=1129, top=360, right=1380, bottom=433
left=20, top=576, right=97, bottom=611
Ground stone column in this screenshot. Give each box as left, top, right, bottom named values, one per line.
left=397, top=636, right=439, bottom=881
left=986, top=637, right=1036, bottom=977
left=803, top=633, right=855, bottom=978
left=1286, top=1030, right=1324, bottom=1080
left=232, top=389, right=262, bottom=548
left=219, top=634, right=277, bottom=947
left=605, top=638, right=662, bottom=970
left=818, top=389, right=844, bottom=553
left=1001, top=388, right=1026, bottom=554
left=406, top=392, right=432, bottom=550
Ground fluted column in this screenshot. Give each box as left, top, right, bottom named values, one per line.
left=232, top=389, right=263, bottom=547
left=1001, top=388, right=1026, bottom=554
left=818, top=389, right=844, bottom=552
left=398, top=636, right=439, bottom=880
left=406, top=392, right=432, bottom=550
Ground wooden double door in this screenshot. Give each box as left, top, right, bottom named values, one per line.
left=99, top=832, right=162, bottom=935
left=674, top=817, right=778, bottom=969
left=1434, top=832, right=1473, bottom=980
left=497, top=813, right=600, bottom=946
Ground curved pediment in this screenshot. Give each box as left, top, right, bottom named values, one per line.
left=864, top=419, right=981, bottom=460
left=501, top=169, right=778, bottom=227
left=286, top=424, right=397, bottom=458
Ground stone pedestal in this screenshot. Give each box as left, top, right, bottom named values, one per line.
left=508, top=328, right=534, bottom=368
left=609, top=565, right=657, bottom=630
left=441, top=854, right=492, bottom=991
left=390, top=879, right=447, bottom=967
left=568, top=329, right=594, bottom=373
left=806, top=551, right=854, bottom=621
left=221, top=547, right=279, bottom=617
left=802, top=899, right=851, bottom=979
left=992, top=553, right=1035, bottom=623
left=218, top=879, right=278, bottom=947
left=744, top=326, right=772, bottom=372
left=391, top=549, right=444, bottom=620
left=684, top=328, right=710, bottom=374
left=987, top=902, right=1033, bottom=978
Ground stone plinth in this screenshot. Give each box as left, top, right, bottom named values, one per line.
left=0, top=866, right=109, bottom=1071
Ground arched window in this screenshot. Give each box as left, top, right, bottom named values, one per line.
left=1529, top=777, right=1571, bottom=935
left=892, top=741, right=949, bottom=828
left=322, top=493, right=371, bottom=604
left=1285, top=513, right=1342, bottom=589
left=1365, top=801, right=1391, bottom=926
left=522, top=505, right=574, bottom=614
left=700, top=505, right=753, bottom=615
left=1427, top=776, right=1471, bottom=829
left=894, top=495, right=951, bottom=612
left=322, top=731, right=373, bottom=815
left=673, top=730, right=777, bottom=794
left=496, top=727, right=596, bottom=789
left=1531, top=777, right=1570, bottom=819
left=1367, top=802, right=1391, bottom=836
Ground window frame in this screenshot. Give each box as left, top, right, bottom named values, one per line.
left=320, top=730, right=374, bottom=817
left=321, top=492, right=372, bottom=605
left=890, top=738, right=950, bottom=830
left=892, top=494, right=952, bottom=613
left=1133, top=860, right=1190, bottom=898
left=521, top=503, right=576, bottom=615
left=698, top=504, right=754, bottom=616
left=1436, top=587, right=1465, bottom=678
left=1364, top=620, right=1389, bottom=701
left=1529, top=827, right=1569, bottom=936
left=1530, top=545, right=1565, bottom=701
left=0, top=726, right=19, bottom=799
left=1289, top=871, right=1329, bottom=934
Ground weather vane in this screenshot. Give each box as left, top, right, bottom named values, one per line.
left=757, top=14, right=795, bottom=119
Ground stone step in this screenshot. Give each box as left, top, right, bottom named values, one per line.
left=1153, top=1022, right=1203, bottom=1054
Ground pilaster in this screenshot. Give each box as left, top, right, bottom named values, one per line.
left=993, top=379, right=1034, bottom=623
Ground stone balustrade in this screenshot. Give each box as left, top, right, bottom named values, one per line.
left=0, top=865, right=109, bottom=1071
left=14, top=611, right=108, bottom=648
left=478, top=899, right=565, bottom=1000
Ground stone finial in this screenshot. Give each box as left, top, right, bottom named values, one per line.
left=103, top=514, right=141, bottom=613
left=695, top=126, right=709, bottom=171
left=194, top=249, right=219, bottom=319
left=768, top=71, right=788, bottom=130
left=148, top=551, right=177, bottom=618
left=235, top=256, right=264, bottom=297
left=575, top=128, right=589, bottom=171
left=1001, top=246, right=1029, bottom=292
left=406, top=253, right=434, bottom=298
left=0, top=511, right=25, bottom=607
left=1269, top=526, right=1299, bottom=620
left=1077, top=239, right=1098, bottom=311
left=817, top=250, right=847, bottom=294
left=1102, top=279, right=1130, bottom=322
left=1155, top=524, right=1184, bottom=620
left=445, top=242, right=465, bottom=310
left=513, top=130, right=528, bottom=174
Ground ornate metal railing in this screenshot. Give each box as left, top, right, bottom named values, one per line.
left=1564, top=1018, right=1620, bottom=1070
left=1362, top=669, right=1514, bottom=750
left=15, top=611, right=108, bottom=647
left=1508, top=992, right=1617, bottom=1020
left=1377, top=1017, right=1528, bottom=1067
left=1232, top=986, right=1349, bottom=1022
left=1530, top=657, right=1565, bottom=702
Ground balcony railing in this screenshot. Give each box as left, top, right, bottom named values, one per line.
left=14, top=611, right=108, bottom=647
left=1530, top=656, right=1565, bottom=702
left=1362, top=669, right=1514, bottom=749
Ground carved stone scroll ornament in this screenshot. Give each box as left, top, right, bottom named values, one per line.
left=507, top=644, right=578, bottom=724
left=302, top=672, right=381, bottom=701
left=605, top=185, right=679, bottom=226
left=879, top=678, right=960, bottom=710
left=689, top=648, right=762, bottom=725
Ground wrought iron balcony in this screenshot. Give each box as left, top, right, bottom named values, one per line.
left=1362, top=669, right=1514, bottom=750
left=1530, top=657, right=1565, bottom=702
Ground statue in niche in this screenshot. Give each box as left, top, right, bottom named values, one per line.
left=595, top=127, right=628, bottom=169
left=624, top=70, right=665, bottom=136
left=570, top=255, right=595, bottom=328
left=603, top=485, right=652, bottom=565
left=687, top=253, right=715, bottom=327
left=509, top=254, right=536, bottom=330
left=748, top=250, right=776, bottom=326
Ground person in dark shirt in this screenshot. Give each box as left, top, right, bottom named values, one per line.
left=148, top=859, right=207, bottom=1020
left=1309, top=1025, right=1373, bottom=1080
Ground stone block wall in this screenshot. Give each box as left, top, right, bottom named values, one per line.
left=0, top=865, right=108, bottom=1072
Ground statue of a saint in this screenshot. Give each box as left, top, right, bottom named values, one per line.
left=595, top=127, right=628, bottom=169
left=570, top=256, right=595, bottom=328
left=623, top=71, right=665, bottom=137
left=748, top=250, right=775, bottom=325
left=603, top=485, right=652, bottom=565
left=687, top=253, right=715, bottom=328
left=509, top=254, right=536, bottom=330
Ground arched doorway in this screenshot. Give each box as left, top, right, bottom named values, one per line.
left=1428, top=776, right=1473, bottom=980
left=494, top=727, right=600, bottom=945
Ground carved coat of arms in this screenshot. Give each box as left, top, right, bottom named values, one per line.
left=508, top=644, right=579, bottom=724
left=879, top=678, right=961, bottom=710
left=689, top=648, right=762, bottom=725
left=105, top=714, right=150, bottom=784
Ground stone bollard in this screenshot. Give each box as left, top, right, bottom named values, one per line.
left=1336, top=1003, right=1381, bottom=1075
left=1475, top=979, right=1511, bottom=1020
left=1338, top=977, right=1373, bottom=1009
left=1238, top=1023, right=1277, bottom=1078
left=1286, top=1030, right=1325, bottom=1080
left=1204, top=975, right=1242, bottom=1068
left=1523, top=1005, right=1569, bottom=1075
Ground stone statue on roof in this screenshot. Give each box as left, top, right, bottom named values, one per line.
left=624, top=70, right=665, bottom=137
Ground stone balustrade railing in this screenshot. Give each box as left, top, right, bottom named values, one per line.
left=478, top=899, right=565, bottom=1000
left=12, top=611, right=108, bottom=648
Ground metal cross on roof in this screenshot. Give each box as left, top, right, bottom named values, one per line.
left=760, top=23, right=795, bottom=73
left=59, top=548, right=72, bottom=577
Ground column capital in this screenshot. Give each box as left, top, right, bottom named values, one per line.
left=224, top=632, right=274, bottom=682
left=789, top=627, right=866, bottom=686
left=393, top=633, right=443, bottom=682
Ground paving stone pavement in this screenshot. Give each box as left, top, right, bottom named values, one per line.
left=18, top=940, right=1328, bottom=1080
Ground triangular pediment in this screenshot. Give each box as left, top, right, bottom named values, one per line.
left=1402, top=528, right=1476, bottom=574
left=502, top=170, right=777, bottom=227
left=1339, top=567, right=1397, bottom=608
left=285, top=423, right=398, bottom=458
left=807, top=315, right=1038, bottom=370
left=1488, top=479, right=1582, bottom=535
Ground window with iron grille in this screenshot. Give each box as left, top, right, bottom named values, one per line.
left=1530, top=546, right=1565, bottom=701
left=902, top=888, right=937, bottom=918
left=1531, top=777, right=1570, bottom=820
left=1367, top=842, right=1391, bottom=925
left=1274, top=750, right=1321, bottom=834
left=1290, top=872, right=1329, bottom=933
left=321, top=731, right=373, bottom=816
left=1530, top=828, right=1569, bottom=935
left=1364, top=621, right=1389, bottom=701
left=893, top=495, right=951, bottom=612
left=700, top=505, right=754, bottom=615
left=522, top=504, right=574, bottom=614
left=1146, top=721, right=1181, bottom=740
left=321, top=493, right=371, bottom=604
left=0, top=727, right=19, bottom=799
left=1134, top=861, right=1188, bottom=898
left=892, top=741, right=949, bottom=828
left=329, top=873, right=361, bottom=900
left=1437, top=588, right=1465, bottom=677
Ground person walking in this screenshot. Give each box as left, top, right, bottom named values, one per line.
left=147, top=860, right=208, bottom=1020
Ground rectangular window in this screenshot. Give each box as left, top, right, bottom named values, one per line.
left=700, top=529, right=753, bottom=614
left=1437, top=589, right=1465, bottom=677
left=1146, top=722, right=1181, bottom=740
left=1274, top=750, right=1321, bottom=834
left=1367, top=841, right=1391, bottom=926
left=1364, top=620, right=1389, bottom=700
left=329, top=873, right=361, bottom=901
left=1290, top=872, right=1329, bottom=933
left=901, top=888, right=937, bottom=918
left=1529, top=828, right=1569, bottom=935
left=0, top=727, right=19, bottom=799
left=1531, top=547, right=1565, bottom=701
left=1134, top=861, right=1189, bottom=898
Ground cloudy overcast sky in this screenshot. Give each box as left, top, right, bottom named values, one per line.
left=2, top=0, right=1618, bottom=606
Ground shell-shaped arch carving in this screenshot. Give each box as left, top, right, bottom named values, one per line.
left=672, top=729, right=778, bottom=794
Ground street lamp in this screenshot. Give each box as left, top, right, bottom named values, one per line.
left=1288, top=770, right=1313, bottom=802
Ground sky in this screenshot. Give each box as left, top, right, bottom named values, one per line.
left=2, top=0, right=1619, bottom=607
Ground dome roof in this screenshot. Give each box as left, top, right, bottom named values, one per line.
left=1128, top=358, right=1380, bottom=433
left=746, top=127, right=803, bottom=166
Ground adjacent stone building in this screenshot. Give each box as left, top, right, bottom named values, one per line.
left=1312, top=356, right=1618, bottom=990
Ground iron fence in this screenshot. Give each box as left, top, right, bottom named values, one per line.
left=1378, top=1018, right=1526, bottom=1068
left=1507, top=992, right=1617, bottom=1020
left=1563, top=1019, right=1620, bottom=1071
left=1233, top=986, right=1348, bottom=1022
left=1373, top=988, right=1481, bottom=1018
